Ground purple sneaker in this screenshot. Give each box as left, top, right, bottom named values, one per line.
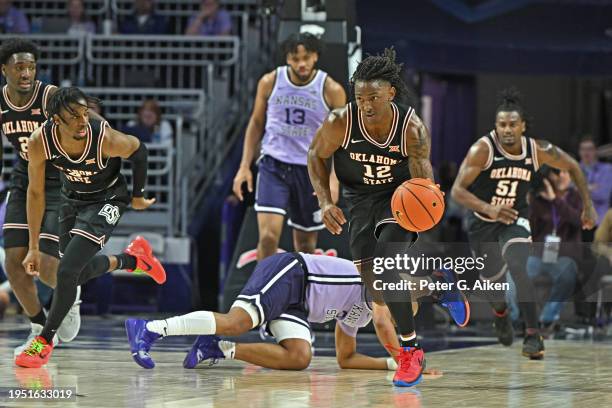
left=125, top=319, right=161, bottom=369
left=183, top=335, right=225, bottom=369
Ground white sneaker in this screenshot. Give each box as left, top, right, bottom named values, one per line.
left=57, top=286, right=82, bottom=343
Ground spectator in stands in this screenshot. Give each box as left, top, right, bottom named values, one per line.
left=67, top=0, right=96, bottom=35
left=185, top=0, right=232, bottom=36
left=507, top=166, right=580, bottom=335
left=0, top=0, right=29, bottom=33
left=119, top=0, right=168, bottom=35
left=122, top=99, right=173, bottom=145
left=579, top=136, right=612, bottom=230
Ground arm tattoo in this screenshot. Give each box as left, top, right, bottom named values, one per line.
left=537, top=139, right=561, bottom=161
left=417, top=125, right=427, bottom=146
left=551, top=145, right=560, bottom=160
left=409, top=158, right=434, bottom=180
left=407, top=123, right=434, bottom=180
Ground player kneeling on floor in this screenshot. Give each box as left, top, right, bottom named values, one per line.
left=126, top=252, right=470, bottom=371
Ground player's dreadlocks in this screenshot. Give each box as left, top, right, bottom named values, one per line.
left=496, top=87, right=526, bottom=118
left=0, top=38, right=40, bottom=65
left=496, top=87, right=531, bottom=130
left=47, top=87, right=99, bottom=121
left=350, top=48, right=416, bottom=108
left=282, top=32, right=324, bottom=56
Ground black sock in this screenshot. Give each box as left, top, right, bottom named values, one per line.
left=115, top=253, right=137, bottom=270
left=41, top=329, right=56, bottom=344
left=30, top=309, right=46, bottom=326
left=400, top=337, right=419, bottom=348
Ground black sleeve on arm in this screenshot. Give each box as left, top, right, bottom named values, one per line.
left=127, top=142, right=148, bottom=198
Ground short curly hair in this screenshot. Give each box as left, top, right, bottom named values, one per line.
left=281, top=33, right=323, bottom=56
left=0, top=38, right=40, bottom=65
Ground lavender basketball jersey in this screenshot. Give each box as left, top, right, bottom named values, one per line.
left=261, top=67, right=329, bottom=165
left=301, top=254, right=372, bottom=337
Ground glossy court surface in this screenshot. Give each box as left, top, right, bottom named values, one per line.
left=1, top=316, right=611, bottom=407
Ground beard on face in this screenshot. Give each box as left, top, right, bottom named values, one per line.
left=15, top=84, right=33, bottom=94
left=290, top=66, right=312, bottom=82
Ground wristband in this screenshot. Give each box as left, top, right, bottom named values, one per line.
left=127, top=142, right=148, bottom=197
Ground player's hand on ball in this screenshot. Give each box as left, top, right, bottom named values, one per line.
left=486, top=204, right=518, bottom=225
left=22, top=249, right=41, bottom=277
left=233, top=166, right=253, bottom=201
left=321, top=203, right=346, bottom=235
left=132, top=196, right=156, bottom=210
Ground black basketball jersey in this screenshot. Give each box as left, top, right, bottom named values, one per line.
left=40, top=118, right=122, bottom=193
left=0, top=80, right=59, bottom=181
left=469, top=130, right=540, bottom=221
left=334, top=102, right=414, bottom=194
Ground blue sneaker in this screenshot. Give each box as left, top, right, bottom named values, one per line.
left=183, top=335, right=225, bottom=369
left=436, top=269, right=470, bottom=327
left=125, top=319, right=161, bottom=369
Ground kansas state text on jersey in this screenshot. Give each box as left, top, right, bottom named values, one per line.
left=261, top=66, right=329, bottom=166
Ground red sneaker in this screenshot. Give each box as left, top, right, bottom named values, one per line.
left=15, top=336, right=54, bottom=368
left=124, top=236, right=166, bottom=284
left=386, top=345, right=425, bottom=387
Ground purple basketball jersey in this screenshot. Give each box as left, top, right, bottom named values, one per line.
left=301, top=254, right=372, bottom=337
left=261, top=66, right=330, bottom=165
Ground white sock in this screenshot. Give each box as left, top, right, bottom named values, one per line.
left=146, top=311, right=217, bottom=336
left=218, top=340, right=236, bottom=359
left=399, top=333, right=416, bottom=342
left=146, top=320, right=168, bottom=336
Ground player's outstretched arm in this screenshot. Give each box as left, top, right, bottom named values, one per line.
left=307, top=108, right=347, bottom=234
left=334, top=322, right=389, bottom=370
left=233, top=71, right=275, bottom=201
left=102, top=126, right=155, bottom=210
left=451, top=140, right=519, bottom=224
left=23, top=128, right=47, bottom=276
left=535, top=139, right=597, bottom=229
left=405, top=113, right=434, bottom=181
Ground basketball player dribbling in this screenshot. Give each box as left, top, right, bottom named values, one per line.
left=308, top=49, right=468, bottom=387
left=451, top=88, right=596, bottom=359
left=232, top=33, right=346, bottom=260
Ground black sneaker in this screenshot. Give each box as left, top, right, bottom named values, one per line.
left=493, top=311, right=514, bottom=346
left=522, top=334, right=545, bottom=360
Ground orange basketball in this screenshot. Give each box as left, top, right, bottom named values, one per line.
left=391, top=178, right=445, bottom=232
